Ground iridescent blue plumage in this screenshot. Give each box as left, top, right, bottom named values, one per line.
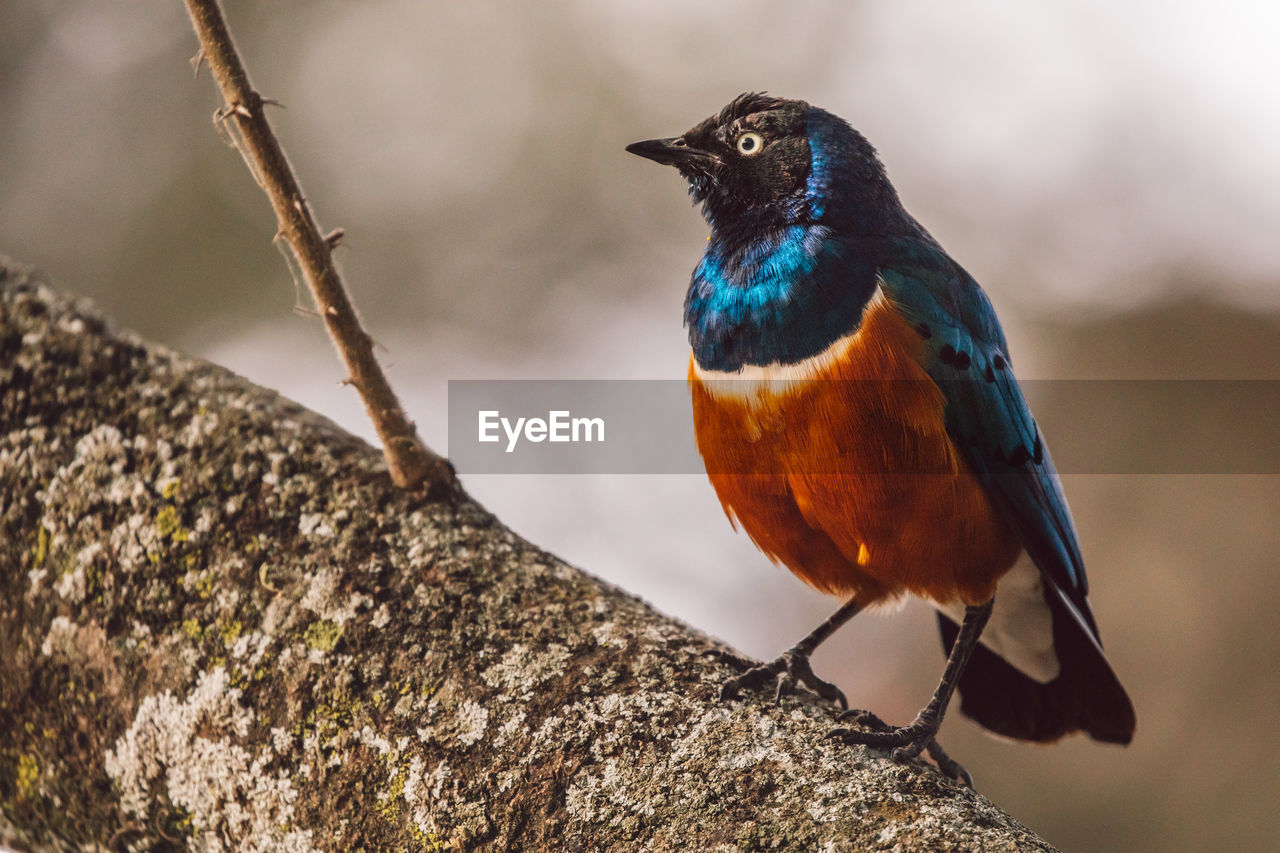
left=685, top=225, right=878, bottom=371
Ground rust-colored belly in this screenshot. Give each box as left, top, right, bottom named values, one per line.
left=689, top=295, right=1020, bottom=606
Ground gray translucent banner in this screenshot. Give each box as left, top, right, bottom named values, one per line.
left=447, top=380, right=1279, bottom=474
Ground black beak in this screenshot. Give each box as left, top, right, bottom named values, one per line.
left=626, top=136, right=719, bottom=171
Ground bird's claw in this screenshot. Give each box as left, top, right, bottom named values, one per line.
left=922, top=738, right=973, bottom=788
left=719, top=649, right=848, bottom=710
left=828, top=710, right=973, bottom=788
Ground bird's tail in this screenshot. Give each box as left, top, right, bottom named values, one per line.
left=937, top=584, right=1136, bottom=744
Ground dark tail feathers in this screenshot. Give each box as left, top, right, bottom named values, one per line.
left=937, top=586, right=1135, bottom=744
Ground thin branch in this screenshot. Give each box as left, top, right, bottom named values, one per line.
left=182, top=0, right=456, bottom=497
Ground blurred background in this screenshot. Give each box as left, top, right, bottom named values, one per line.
left=2, top=2, right=1277, bottom=849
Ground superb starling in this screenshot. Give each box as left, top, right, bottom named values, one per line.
left=628, top=94, right=1135, bottom=784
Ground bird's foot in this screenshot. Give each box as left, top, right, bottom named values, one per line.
left=828, top=709, right=973, bottom=788
left=718, top=647, right=848, bottom=709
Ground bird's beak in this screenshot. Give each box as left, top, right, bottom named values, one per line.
left=626, top=136, right=719, bottom=171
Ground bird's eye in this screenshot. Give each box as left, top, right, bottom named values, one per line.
left=736, top=132, right=764, bottom=156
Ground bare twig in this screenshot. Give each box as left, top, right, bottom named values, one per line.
left=182, top=0, right=456, bottom=496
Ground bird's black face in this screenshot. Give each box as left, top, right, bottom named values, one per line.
left=627, top=94, right=813, bottom=225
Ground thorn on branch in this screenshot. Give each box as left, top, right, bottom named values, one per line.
left=324, top=228, right=345, bottom=250
left=190, top=48, right=206, bottom=78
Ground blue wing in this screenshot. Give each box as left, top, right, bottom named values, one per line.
left=876, top=236, right=1098, bottom=636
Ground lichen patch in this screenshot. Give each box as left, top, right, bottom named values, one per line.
left=103, top=668, right=316, bottom=852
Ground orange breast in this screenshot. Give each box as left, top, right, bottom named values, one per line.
left=689, top=294, right=1021, bottom=606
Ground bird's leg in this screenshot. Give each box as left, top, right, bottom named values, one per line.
left=720, top=597, right=863, bottom=709
left=829, top=598, right=993, bottom=785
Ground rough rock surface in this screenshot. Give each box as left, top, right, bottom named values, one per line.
left=0, top=257, right=1055, bottom=851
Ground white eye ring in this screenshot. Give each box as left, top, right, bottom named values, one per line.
left=736, top=131, right=764, bottom=156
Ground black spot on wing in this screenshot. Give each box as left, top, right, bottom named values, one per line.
left=938, top=343, right=972, bottom=370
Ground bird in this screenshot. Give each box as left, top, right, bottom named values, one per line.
left=626, top=93, right=1135, bottom=784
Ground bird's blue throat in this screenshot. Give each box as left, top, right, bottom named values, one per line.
left=685, top=109, right=880, bottom=372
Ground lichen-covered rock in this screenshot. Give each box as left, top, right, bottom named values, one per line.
left=0, top=257, right=1055, bottom=851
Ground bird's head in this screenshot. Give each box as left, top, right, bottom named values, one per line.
left=627, top=93, right=905, bottom=239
